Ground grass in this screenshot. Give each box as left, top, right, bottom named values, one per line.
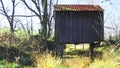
left=63, top=44, right=120, bottom=68
left=0, top=27, right=38, bottom=37
left=0, top=28, right=120, bottom=68
left=89, top=60, right=118, bottom=68
left=63, top=56, right=91, bottom=68
left=0, top=28, right=10, bottom=33
left=89, top=51, right=120, bottom=68
left=0, top=60, right=21, bottom=68
left=32, top=52, right=62, bottom=68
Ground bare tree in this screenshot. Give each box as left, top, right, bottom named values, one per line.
left=0, top=0, right=16, bottom=36
left=21, top=0, right=53, bottom=48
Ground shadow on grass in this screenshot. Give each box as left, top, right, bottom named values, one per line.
left=64, top=49, right=103, bottom=59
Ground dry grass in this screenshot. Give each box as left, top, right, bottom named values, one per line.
left=63, top=46, right=120, bottom=68
left=32, top=52, right=62, bottom=68
left=89, top=60, right=118, bottom=68
left=89, top=48, right=120, bottom=68
left=62, top=56, right=91, bottom=68
left=89, top=58, right=119, bottom=68
left=32, top=52, right=91, bottom=68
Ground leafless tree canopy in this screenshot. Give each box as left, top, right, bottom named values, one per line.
left=21, top=0, right=54, bottom=47
left=0, top=0, right=16, bottom=35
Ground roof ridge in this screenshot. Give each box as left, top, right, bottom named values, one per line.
left=54, top=5, right=103, bottom=11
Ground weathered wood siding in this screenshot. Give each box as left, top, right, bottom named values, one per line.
left=55, top=11, right=104, bottom=44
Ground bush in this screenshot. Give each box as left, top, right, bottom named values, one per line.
left=19, top=51, right=33, bottom=66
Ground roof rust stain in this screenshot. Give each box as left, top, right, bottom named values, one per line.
left=54, top=5, right=103, bottom=11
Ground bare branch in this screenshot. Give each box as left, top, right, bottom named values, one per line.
left=0, top=9, right=4, bottom=12
left=0, top=11, right=4, bottom=15
left=0, top=0, right=17, bottom=35
left=15, top=0, right=21, bottom=7
left=11, top=0, right=15, bottom=24
left=21, top=0, right=42, bottom=20
left=10, top=15, right=37, bottom=17
left=31, top=0, right=42, bottom=20
left=14, top=18, right=26, bottom=32
left=0, top=0, right=11, bottom=23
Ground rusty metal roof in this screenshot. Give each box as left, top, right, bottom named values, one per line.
left=54, top=5, right=103, bottom=11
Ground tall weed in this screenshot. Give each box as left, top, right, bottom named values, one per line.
left=33, top=52, right=62, bottom=68
left=89, top=49, right=120, bottom=68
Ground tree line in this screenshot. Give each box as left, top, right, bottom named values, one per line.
left=0, top=0, right=57, bottom=48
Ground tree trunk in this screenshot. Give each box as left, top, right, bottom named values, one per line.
left=10, top=21, right=14, bottom=36
left=41, top=20, right=47, bottom=50
left=41, top=0, right=48, bottom=50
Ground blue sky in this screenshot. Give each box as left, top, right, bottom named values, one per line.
left=0, top=0, right=120, bottom=39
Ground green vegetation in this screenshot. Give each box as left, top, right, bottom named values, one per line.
left=0, top=60, right=21, bottom=68
left=0, top=28, right=38, bottom=37
left=0, top=28, right=120, bottom=68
